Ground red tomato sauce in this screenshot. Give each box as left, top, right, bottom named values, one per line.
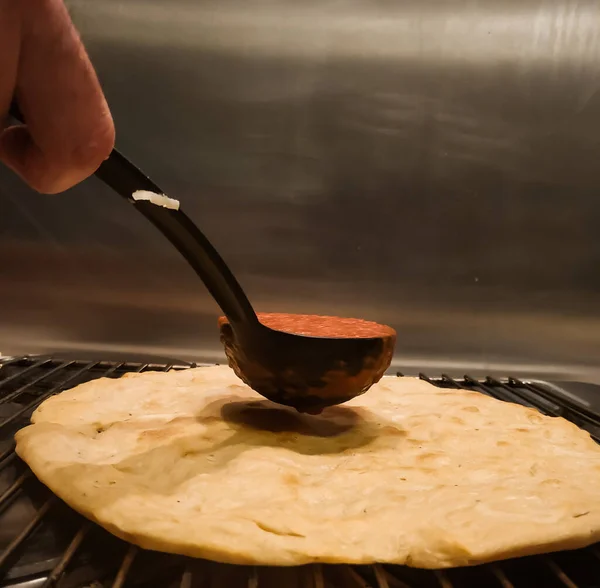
left=220, top=313, right=395, bottom=339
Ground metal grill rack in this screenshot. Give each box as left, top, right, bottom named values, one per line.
left=2, top=357, right=600, bottom=588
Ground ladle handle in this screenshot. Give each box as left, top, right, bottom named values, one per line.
left=8, top=100, right=258, bottom=328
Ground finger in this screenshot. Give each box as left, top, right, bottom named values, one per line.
left=0, top=1, right=20, bottom=122
left=0, top=0, right=115, bottom=194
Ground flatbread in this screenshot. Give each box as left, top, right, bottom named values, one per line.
left=14, top=365, right=600, bottom=568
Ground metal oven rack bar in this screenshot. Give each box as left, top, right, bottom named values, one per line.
left=1, top=357, right=600, bottom=587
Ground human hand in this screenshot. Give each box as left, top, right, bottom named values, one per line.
left=0, top=0, right=115, bottom=194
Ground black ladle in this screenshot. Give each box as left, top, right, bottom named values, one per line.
left=8, top=102, right=396, bottom=413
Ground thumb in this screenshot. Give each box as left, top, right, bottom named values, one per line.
left=1, top=0, right=115, bottom=194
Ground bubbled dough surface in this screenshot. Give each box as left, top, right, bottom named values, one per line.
left=14, top=366, right=600, bottom=568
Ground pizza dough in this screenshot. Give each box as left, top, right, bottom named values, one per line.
left=14, top=365, right=600, bottom=568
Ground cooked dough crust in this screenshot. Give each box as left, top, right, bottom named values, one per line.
left=15, top=366, right=600, bottom=568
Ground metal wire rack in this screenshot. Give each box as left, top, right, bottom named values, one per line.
left=2, top=356, right=600, bottom=588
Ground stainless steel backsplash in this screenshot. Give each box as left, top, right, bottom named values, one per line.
left=2, top=0, right=600, bottom=381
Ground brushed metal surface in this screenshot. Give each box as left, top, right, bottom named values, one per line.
left=2, top=0, right=600, bottom=382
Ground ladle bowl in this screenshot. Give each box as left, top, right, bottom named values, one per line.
left=219, top=313, right=396, bottom=413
